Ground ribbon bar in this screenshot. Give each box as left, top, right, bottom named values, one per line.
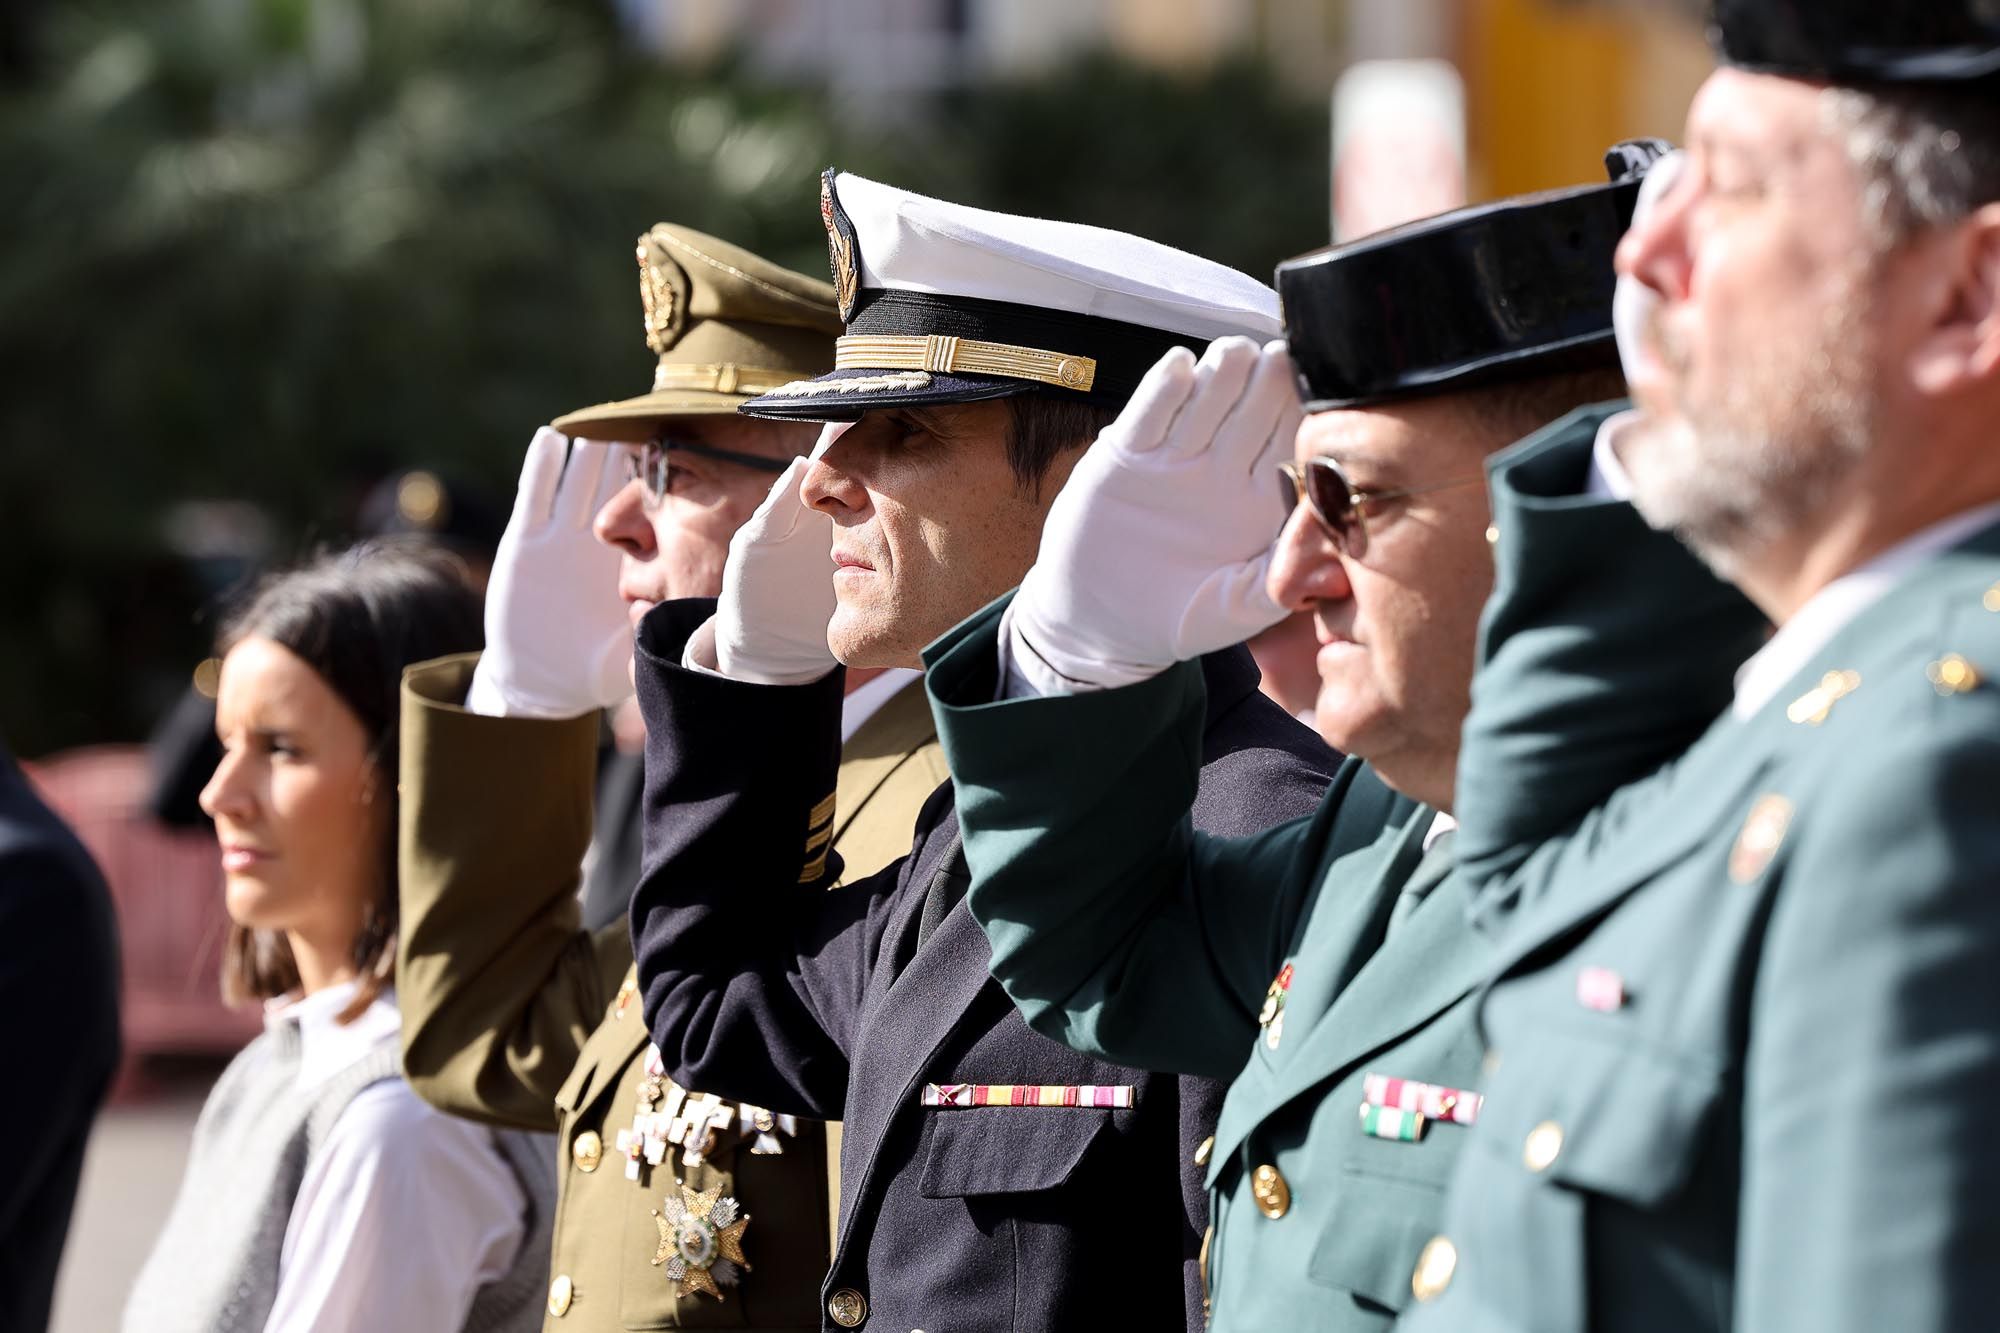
left=920, top=1083, right=1136, bottom=1109
left=1361, top=1073, right=1483, bottom=1127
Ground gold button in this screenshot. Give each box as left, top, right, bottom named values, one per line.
left=1251, top=1163, right=1291, bottom=1219
left=1523, top=1120, right=1565, bottom=1173
left=571, top=1129, right=603, bottom=1173
left=1485, top=524, right=1500, bottom=545
left=1194, top=1134, right=1215, bottom=1168
left=547, top=1274, right=574, bottom=1318
left=1411, top=1235, right=1457, bottom=1302
left=827, top=1287, right=868, bottom=1327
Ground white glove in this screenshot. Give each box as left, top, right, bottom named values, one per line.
left=465, top=427, right=632, bottom=718
left=1007, top=336, right=1300, bottom=693
left=1614, top=148, right=1684, bottom=384
left=692, top=454, right=838, bottom=686
left=1593, top=148, right=1687, bottom=502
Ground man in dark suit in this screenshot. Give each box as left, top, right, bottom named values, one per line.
left=629, top=171, right=1331, bottom=1331
left=0, top=738, right=120, bottom=1332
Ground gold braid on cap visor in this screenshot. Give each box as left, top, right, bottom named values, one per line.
left=834, top=333, right=1096, bottom=392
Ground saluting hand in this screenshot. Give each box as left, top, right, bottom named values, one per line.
left=1008, top=337, right=1299, bottom=691
left=698, top=452, right=839, bottom=685
left=465, top=427, right=633, bottom=718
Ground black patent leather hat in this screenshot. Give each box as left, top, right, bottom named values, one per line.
left=1277, top=140, right=1670, bottom=412
left=1710, top=0, right=2000, bottom=86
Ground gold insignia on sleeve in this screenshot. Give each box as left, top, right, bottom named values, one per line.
left=652, top=1181, right=751, bottom=1302
left=1786, top=669, right=1861, bottom=725
left=799, top=790, right=837, bottom=883
left=1926, top=654, right=1983, bottom=696
left=1729, top=794, right=1793, bottom=884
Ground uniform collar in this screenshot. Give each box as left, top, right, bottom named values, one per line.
left=1733, top=499, right=2000, bottom=719
left=841, top=667, right=923, bottom=742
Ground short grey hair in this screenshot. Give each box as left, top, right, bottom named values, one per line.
left=1827, top=83, right=2000, bottom=243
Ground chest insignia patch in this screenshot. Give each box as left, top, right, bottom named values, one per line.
left=1575, top=965, right=1627, bottom=1013
left=1729, top=793, right=1794, bottom=884
left=652, top=1181, right=751, bottom=1301
left=1258, top=962, right=1295, bottom=1050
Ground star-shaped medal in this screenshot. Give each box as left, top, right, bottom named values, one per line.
left=650, top=1181, right=752, bottom=1302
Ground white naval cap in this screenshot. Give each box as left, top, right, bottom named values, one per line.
left=740, top=169, right=1282, bottom=421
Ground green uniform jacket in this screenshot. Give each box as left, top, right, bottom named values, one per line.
left=923, top=597, right=1587, bottom=1330
left=396, top=654, right=947, bottom=1332
left=1403, top=405, right=2000, bottom=1333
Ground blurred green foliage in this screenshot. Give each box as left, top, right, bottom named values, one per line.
left=0, top=0, right=1329, bottom=756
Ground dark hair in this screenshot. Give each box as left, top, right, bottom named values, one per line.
left=1451, top=364, right=1631, bottom=450
left=1005, top=393, right=1121, bottom=493
left=215, top=537, right=483, bottom=1021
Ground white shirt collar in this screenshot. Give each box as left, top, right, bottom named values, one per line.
left=1732, top=498, right=2000, bottom=719
left=264, top=980, right=401, bottom=1090
left=840, top=668, right=924, bottom=742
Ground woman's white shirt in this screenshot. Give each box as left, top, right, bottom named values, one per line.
left=262, top=981, right=527, bottom=1333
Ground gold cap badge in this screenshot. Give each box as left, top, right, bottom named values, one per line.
left=637, top=230, right=692, bottom=355
left=821, top=171, right=860, bottom=324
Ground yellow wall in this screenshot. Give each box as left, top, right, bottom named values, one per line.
left=1460, top=0, right=1711, bottom=199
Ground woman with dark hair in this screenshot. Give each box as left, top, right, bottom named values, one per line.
left=124, top=539, right=551, bottom=1333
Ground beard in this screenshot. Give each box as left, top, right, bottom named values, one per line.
left=1618, top=261, right=1882, bottom=580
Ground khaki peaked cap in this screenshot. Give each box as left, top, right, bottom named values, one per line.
left=552, top=223, right=841, bottom=441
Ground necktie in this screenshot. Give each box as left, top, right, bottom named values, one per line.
left=1387, top=828, right=1456, bottom=939
left=885, top=836, right=969, bottom=980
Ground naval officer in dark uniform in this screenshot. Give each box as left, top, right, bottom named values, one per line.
left=629, top=171, right=1334, bottom=1330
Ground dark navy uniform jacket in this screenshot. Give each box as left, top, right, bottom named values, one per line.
left=629, top=599, right=1334, bottom=1332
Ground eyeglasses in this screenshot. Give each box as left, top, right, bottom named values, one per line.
left=626, top=438, right=792, bottom=509
left=1277, top=458, right=1485, bottom=558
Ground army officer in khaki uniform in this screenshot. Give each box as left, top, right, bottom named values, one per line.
left=395, top=224, right=946, bottom=1330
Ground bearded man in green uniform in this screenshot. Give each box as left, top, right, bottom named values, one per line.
left=393, top=224, right=946, bottom=1330
left=1383, top=3, right=2000, bottom=1329
left=915, top=145, right=1687, bottom=1329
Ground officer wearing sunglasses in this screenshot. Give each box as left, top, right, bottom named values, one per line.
left=921, top=143, right=1683, bottom=1329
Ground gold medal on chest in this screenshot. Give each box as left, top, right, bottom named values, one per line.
left=652, top=1181, right=752, bottom=1302
left=1258, top=961, right=1295, bottom=1049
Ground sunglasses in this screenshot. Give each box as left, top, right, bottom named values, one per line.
left=626, top=438, right=791, bottom=510
left=1277, top=458, right=1485, bottom=558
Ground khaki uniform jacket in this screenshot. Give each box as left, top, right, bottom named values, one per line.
left=396, top=654, right=946, bottom=1332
